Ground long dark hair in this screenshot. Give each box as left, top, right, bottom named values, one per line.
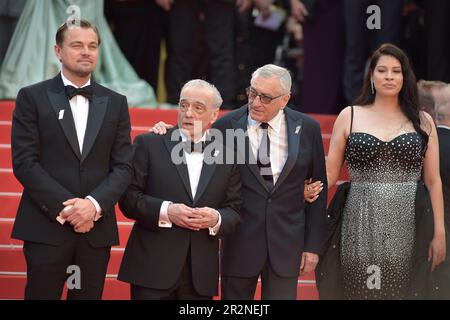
left=354, top=43, right=429, bottom=153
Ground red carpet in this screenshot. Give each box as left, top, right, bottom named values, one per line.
left=0, top=100, right=345, bottom=300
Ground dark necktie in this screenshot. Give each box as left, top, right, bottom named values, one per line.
left=257, top=122, right=273, bottom=189
left=183, top=141, right=206, bottom=154
left=65, top=85, right=93, bottom=101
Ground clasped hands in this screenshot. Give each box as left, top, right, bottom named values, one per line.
left=58, top=198, right=97, bottom=234
left=167, top=203, right=219, bottom=231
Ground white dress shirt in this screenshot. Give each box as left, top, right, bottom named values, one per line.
left=247, top=109, right=288, bottom=184
left=61, top=72, right=90, bottom=154
left=437, top=125, right=450, bottom=130
left=159, top=130, right=221, bottom=235
left=57, top=72, right=101, bottom=224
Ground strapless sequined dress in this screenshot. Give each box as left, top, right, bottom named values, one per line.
left=341, top=132, right=424, bottom=299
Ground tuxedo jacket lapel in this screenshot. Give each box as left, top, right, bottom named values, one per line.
left=47, top=76, right=81, bottom=160
left=81, top=90, right=108, bottom=163
left=272, top=107, right=302, bottom=194
left=163, top=129, right=194, bottom=201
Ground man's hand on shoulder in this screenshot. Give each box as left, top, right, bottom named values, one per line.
left=149, top=121, right=173, bottom=135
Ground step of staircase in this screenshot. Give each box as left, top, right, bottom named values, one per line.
left=0, top=219, right=133, bottom=248
left=0, top=146, right=11, bottom=168
left=0, top=100, right=337, bottom=300
left=0, top=274, right=318, bottom=300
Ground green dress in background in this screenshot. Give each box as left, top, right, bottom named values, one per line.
left=0, top=0, right=157, bottom=107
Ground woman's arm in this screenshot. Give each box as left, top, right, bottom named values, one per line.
left=304, top=106, right=351, bottom=202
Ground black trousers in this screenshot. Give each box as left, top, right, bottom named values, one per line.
left=104, top=0, right=167, bottom=90
left=23, top=234, right=110, bottom=300
left=130, top=254, right=211, bottom=300
left=221, top=260, right=298, bottom=300
left=343, top=0, right=403, bottom=104
left=165, top=0, right=235, bottom=107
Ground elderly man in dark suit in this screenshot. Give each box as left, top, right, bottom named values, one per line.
left=11, top=20, right=133, bottom=300
left=214, top=64, right=327, bottom=300
left=150, top=64, right=327, bottom=300
left=118, top=79, right=242, bottom=300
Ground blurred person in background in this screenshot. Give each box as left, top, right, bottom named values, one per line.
left=159, top=0, right=251, bottom=109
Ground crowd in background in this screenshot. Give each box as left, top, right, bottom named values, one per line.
left=1, top=0, right=450, bottom=113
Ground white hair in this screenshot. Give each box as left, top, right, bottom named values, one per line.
left=180, top=79, right=223, bottom=109
left=251, top=64, right=292, bottom=94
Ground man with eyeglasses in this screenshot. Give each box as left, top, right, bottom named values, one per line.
left=151, top=64, right=327, bottom=300
left=118, top=79, right=242, bottom=300
left=215, top=64, right=327, bottom=300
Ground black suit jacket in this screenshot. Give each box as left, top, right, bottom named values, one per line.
left=438, top=127, right=450, bottom=224
left=11, top=74, right=133, bottom=247
left=214, top=105, right=328, bottom=278
left=117, top=128, right=242, bottom=297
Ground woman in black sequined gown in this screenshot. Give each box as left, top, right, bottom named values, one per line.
left=307, top=44, right=446, bottom=299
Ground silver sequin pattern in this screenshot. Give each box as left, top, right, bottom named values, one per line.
left=341, top=132, right=424, bottom=300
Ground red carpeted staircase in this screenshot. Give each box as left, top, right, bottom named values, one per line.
left=0, top=100, right=347, bottom=300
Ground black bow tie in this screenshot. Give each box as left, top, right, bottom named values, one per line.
left=183, top=141, right=206, bottom=154
left=65, top=85, right=93, bottom=101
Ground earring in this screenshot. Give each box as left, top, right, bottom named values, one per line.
left=370, top=78, right=375, bottom=95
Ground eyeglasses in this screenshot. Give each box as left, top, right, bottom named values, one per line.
left=246, top=87, right=286, bottom=104
left=178, top=101, right=207, bottom=115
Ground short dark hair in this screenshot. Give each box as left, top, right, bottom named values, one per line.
left=55, top=19, right=101, bottom=46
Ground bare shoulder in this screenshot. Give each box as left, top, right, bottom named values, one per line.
left=334, top=106, right=354, bottom=129
left=336, top=106, right=352, bottom=122
left=324, top=106, right=354, bottom=142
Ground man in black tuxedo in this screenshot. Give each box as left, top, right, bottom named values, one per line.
left=214, top=64, right=327, bottom=299
left=11, top=20, right=133, bottom=299
left=118, top=79, right=242, bottom=300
